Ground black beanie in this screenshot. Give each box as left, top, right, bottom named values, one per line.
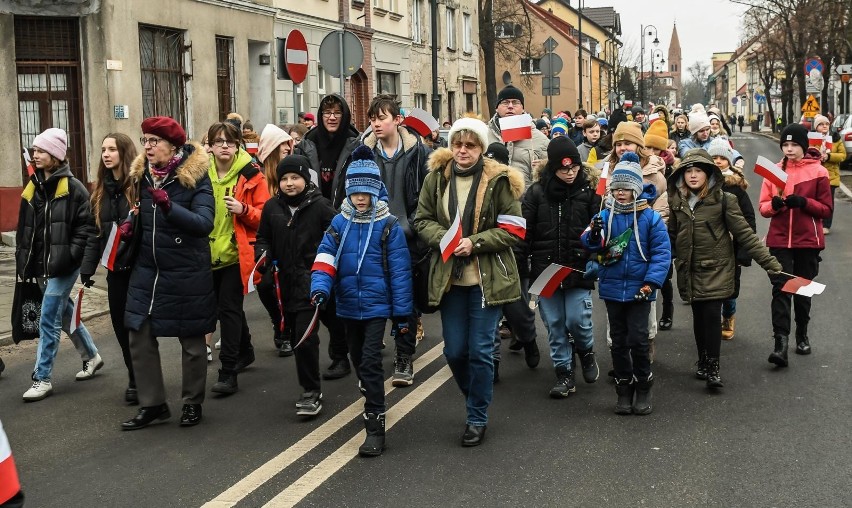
left=780, top=123, right=809, bottom=153
left=546, top=136, right=581, bottom=170
left=497, top=85, right=524, bottom=106
left=277, top=154, right=313, bottom=183
left=484, top=142, right=510, bottom=165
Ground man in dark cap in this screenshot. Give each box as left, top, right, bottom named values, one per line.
left=486, top=85, right=549, bottom=188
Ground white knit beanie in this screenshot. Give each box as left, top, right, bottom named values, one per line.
left=688, top=104, right=711, bottom=133
left=448, top=117, right=490, bottom=150
left=258, top=124, right=292, bottom=163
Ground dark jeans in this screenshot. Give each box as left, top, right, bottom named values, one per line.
left=288, top=310, right=320, bottom=392
left=392, top=314, right=418, bottom=356
left=691, top=299, right=723, bottom=358
left=107, top=269, right=135, bottom=386
left=823, top=185, right=838, bottom=229
left=500, top=277, right=537, bottom=344
left=605, top=300, right=652, bottom=381
left=660, top=263, right=674, bottom=318
left=769, top=248, right=820, bottom=338
left=212, top=264, right=252, bottom=371
left=343, top=318, right=387, bottom=413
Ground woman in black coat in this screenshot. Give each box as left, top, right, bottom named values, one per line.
left=121, top=116, right=215, bottom=430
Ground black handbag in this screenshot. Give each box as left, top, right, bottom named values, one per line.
left=11, top=277, right=42, bottom=343
left=412, top=248, right=439, bottom=314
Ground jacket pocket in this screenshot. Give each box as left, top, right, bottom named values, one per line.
left=703, top=221, right=719, bottom=242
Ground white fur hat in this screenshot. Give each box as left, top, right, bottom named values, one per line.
left=688, top=104, right=711, bottom=133
left=448, top=117, right=490, bottom=150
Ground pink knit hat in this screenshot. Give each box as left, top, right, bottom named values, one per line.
left=258, top=124, right=292, bottom=163
left=33, top=128, right=68, bottom=161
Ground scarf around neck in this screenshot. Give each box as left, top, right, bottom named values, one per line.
left=448, top=157, right=484, bottom=281
left=149, top=147, right=186, bottom=180
left=603, top=195, right=650, bottom=262
left=336, top=197, right=391, bottom=274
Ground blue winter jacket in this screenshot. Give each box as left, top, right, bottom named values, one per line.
left=678, top=136, right=743, bottom=163
left=311, top=213, right=413, bottom=320
left=581, top=184, right=671, bottom=302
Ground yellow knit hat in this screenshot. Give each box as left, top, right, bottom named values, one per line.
left=644, top=119, right=669, bottom=150
left=612, top=121, right=645, bottom=147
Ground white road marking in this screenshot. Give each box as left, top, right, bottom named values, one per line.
left=201, top=342, right=446, bottom=507
left=262, top=365, right=453, bottom=507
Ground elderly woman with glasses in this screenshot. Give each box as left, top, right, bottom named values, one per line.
left=122, top=116, right=216, bottom=430
left=414, top=117, right=525, bottom=447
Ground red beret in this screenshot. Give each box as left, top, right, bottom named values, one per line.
left=304, top=113, right=315, bottom=122
left=141, top=116, right=186, bottom=147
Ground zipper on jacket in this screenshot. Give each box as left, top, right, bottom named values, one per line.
left=23, top=200, right=37, bottom=276
left=147, top=176, right=174, bottom=315
left=44, top=193, right=53, bottom=277
left=787, top=207, right=793, bottom=249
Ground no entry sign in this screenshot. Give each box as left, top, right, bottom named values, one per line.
left=285, top=30, right=308, bottom=85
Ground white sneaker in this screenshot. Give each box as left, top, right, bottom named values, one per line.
left=207, top=345, right=213, bottom=362
left=75, top=353, right=104, bottom=380
left=23, top=380, right=53, bottom=401
left=214, top=339, right=221, bottom=350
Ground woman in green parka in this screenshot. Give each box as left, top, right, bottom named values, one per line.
left=667, top=149, right=782, bottom=390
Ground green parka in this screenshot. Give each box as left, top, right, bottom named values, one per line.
left=667, top=151, right=781, bottom=303
left=414, top=148, right=525, bottom=308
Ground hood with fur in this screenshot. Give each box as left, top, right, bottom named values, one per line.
left=427, top=147, right=525, bottom=200
left=128, top=142, right=209, bottom=188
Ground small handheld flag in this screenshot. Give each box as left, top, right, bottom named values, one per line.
left=781, top=276, right=825, bottom=297
left=807, top=132, right=824, bottom=148
left=402, top=108, right=440, bottom=138
left=246, top=251, right=266, bottom=293
left=648, top=112, right=661, bottom=124
left=100, top=223, right=121, bottom=270
left=529, top=264, right=575, bottom=298
left=293, top=305, right=321, bottom=349
left=440, top=210, right=463, bottom=262
left=596, top=162, right=610, bottom=196
left=70, top=288, right=84, bottom=335
left=499, top=113, right=534, bottom=142
left=0, top=420, right=22, bottom=505
left=754, top=156, right=787, bottom=189
left=245, top=142, right=259, bottom=155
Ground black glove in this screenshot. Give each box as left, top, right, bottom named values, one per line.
left=784, top=194, right=807, bottom=209
left=771, top=196, right=785, bottom=211
left=80, top=274, right=94, bottom=288
left=310, top=290, right=328, bottom=307
left=589, top=215, right=604, bottom=243
left=633, top=284, right=656, bottom=302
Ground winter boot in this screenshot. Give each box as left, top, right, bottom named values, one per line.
left=273, top=327, right=284, bottom=349
left=549, top=367, right=576, bottom=398
left=659, top=303, right=673, bottom=330
left=359, top=412, right=386, bottom=457
left=614, top=378, right=634, bottom=415
left=795, top=334, right=811, bottom=355
left=706, top=358, right=723, bottom=388
left=632, top=375, right=654, bottom=415
left=577, top=349, right=600, bottom=383
left=721, top=316, right=735, bottom=340
left=695, top=351, right=708, bottom=380
left=211, top=369, right=238, bottom=395
left=768, top=335, right=789, bottom=367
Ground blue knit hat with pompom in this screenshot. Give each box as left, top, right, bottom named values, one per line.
left=609, top=151, right=644, bottom=196
left=346, top=145, right=384, bottom=198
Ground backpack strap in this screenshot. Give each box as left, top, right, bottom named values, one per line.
left=381, top=215, right=399, bottom=307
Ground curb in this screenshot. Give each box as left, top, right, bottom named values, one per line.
left=839, top=181, right=852, bottom=200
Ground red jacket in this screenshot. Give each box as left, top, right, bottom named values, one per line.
left=758, top=152, right=832, bottom=249
left=233, top=163, right=271, bottom=293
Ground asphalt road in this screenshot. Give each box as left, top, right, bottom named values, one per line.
left=1, top=131, right=851, bottom=507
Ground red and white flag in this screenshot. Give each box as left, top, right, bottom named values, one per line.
left=596, top=162, right=610, bottom=196
left=70, top=288, right=84, bottom=335
left=824, top=138, right=833, bottom=151
left=807, top=132, right=824, bottom=148
left=100, top=223, right=121, bottom=270
left=311, top=252, right=337, bottom=277
left=0, top=420, right=21, bottom=505
left=497, top=214, right=526, bottom=239
left=245, top=142, right=259, bottom=155
left=624, top=100, right=633, bottom=109
left=402, top=108, right=440, bottom=138
left=781, top=276, right=826, bottom=297
left=440, top=210, right=463, bottom=262
left=529, top=264, right=573, bottom=298
left=246, top=251, right=266, bottom=294
left=499, top=113, right=534, bottom=143
left=754, top=156, right=787, bottom=189
left=648, top=112, right=661, bottom=124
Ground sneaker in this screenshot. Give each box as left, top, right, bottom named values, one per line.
left=498, top=321, right=513, bottom=340
left=75, top=353, right=105, bottom=380
left=295, top=391, right=322, bottom=416
left=577, top=350, right=599, bottom=383
left=278, top=340, right=294, bottom=358
left=214, top=338, right=221, bottom=350
left=392, top=354, right=414, bottom=387
left=323, top=359, right=351, bottom=380
left=823, top=227, right=830, bottom=235
left=549, top=369, right=576, bottom=398
left=206, top=346, right=213, bottom=362
left=23, top=380, right=53, bottom=401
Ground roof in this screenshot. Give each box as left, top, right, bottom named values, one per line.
left=583, top=7, right=621, bottom=35
left=534, top=0, right=621, bottom=40
left=524, top=0, right=579, bottom=46
left=736, top=82, right=747, bottom=95
left=669, top=23, right=680, bottom=51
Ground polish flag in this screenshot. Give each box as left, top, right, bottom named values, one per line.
left=70, top=288, right=84, bottom=335
left=0, top=421, right=21, bottom=505
left=529, top=264, right=573, bottom=298
left=824, top=139, right=833, bottom=151
left=781, top=277, right=826, bottom=297
left=499, top=113, right=534, bottom=142
left=497, top=214, right=527, bottom=239
left=311, top=252, right=337, bottom=277
left=402, top=108, right=440, bottom=138
left=754, top=156, right=787, bottom=189
left=648, top=112, right=661, bottom=124
left=99, top=223, right=122, bottom=270
left=246, top=251, right=266, bottom=294
left=440, top=210, right=463, bottom=262
left=596, top=162, right=610, bottom=196
left=245, top=142, right=259, bottom=155
left=624, top=100, right=634, bottom=109
left=807, top=132, right=824, bottom=148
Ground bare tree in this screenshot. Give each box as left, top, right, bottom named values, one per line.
left=682, top=61, right=710, bottom=107
left=479, top=0, right=537, bottom=114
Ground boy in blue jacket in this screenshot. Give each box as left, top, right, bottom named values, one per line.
left=311, top=146, right=412, bottom=457
left=581, top=152, right=671, bottom=416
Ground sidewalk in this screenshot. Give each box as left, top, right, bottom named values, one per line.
left=0, top=246, right=111, bottom=347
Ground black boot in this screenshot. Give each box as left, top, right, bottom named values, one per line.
left=795, top=335, right=811, bottom=355
left=768, top=335, right=789, bottom=367
left=278, top=340, right=294, bottom=357
left=694, top=351, right=708, bottom=380
left=549, top=367, right=576, bottom=398
left=523, top=339, right=540, bottom=368
left=211, top=369, right=239, bottom=395
left=614, top=378, right=634, bottom=415
left=576, top=349, right=599, bottom=383
left=273, top=327, right=284, bottom=349
left=359, top=412, right=386, bottom=457
left=633, top=376, right=654, bottom=415
left=706, top=357, right=723, bottom=388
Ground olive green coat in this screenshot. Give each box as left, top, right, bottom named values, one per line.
left=414, top=148, right=525, bottom=307
left=667, top=155, right=782, bottom=303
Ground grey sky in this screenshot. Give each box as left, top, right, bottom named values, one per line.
left=579, top=0, right=749, bottom=75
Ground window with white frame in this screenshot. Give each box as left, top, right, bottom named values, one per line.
left=412, top=0, right=422, bottom=43
left=373, top=0, right=381, bottom=8
left=446, top=8, right=456, bottom=49
left=388, top=0, right=397, bottom=12
left=495, top=22, right=522, bottom=39
left=317, top=65, right=327, bottom=95
left=462, top=13, right=472, bottom=53
left=414, top=93, right=427, bottom=110
left=520, top=57, right=541, bottom=75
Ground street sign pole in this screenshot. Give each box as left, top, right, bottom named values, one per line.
left=338, top=31, right=345, bottom=97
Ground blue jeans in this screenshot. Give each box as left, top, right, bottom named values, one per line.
left=35, top=269, right=98, bottom=381
left=440, top=285, right=502, bottom=426
left=722, top=298, right=736, bottom=319
left=538, top=288, right=595, bottom=370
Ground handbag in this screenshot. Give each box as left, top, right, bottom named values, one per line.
left=412, top=247, right=439, bottom=314
left=110, top=180, right=143, bottom=271
left=11, top=277, right=42, bottom=343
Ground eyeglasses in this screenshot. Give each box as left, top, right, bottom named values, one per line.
left=557, top=166, right=580, bottom=174
left=322, top=111, right=343, bottom=118
left=140, top=137, right=163, bottom=147
left=500, top=100, right=522, bottom=107
left=210, top=138, right=237, bottom=148
left=451, top=141, right=480, bottom=150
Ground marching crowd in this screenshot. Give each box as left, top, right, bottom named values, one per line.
left=6, top=84, right=838, bottom=459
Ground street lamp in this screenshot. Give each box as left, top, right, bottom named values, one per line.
left=651, top=49, right=665, bottom=106
left=639, top=24, right=659, bottom=107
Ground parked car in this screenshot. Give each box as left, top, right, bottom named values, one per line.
left=830, top=113, right=848, bottom=138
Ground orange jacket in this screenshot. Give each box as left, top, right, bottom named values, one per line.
left=233, top=163, right=271, bottom=293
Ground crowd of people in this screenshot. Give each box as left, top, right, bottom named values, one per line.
left=7, top=84, right=838, bottom=459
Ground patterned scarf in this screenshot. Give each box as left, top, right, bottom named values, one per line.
left=149, top=148, right=186, bottom=180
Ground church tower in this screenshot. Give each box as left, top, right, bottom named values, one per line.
left=668, top=23, right=682, bottom=102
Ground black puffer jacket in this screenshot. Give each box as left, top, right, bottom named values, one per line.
left=81, top=173, right=134, bottom=275
left=124, top=143, right=216, bottom=337
left=16, top=164, right=92, bottom=278
left=254, top=185, right=335, bottom=312
left=522, top=164, right=601, bottom=290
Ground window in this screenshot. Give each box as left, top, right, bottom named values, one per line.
left=412, top=0, right=422, bottom=43
left=446, top=8, right=456, bottom=49
left=215, top=36, right=235, bottom=120
left=295, top=84, right=304, bottom=114
left=465, top=93, right=474, bottom=113
left=388, top=0, right=397, bottom=11
left=139, top=25, right=187, bottom=126
left=377, top=71, right=399, bottom=97
left=373, top=0, right=381, bottom=7
left=318, top=65, right=328, bottom=94
left=495, top=22, right=522, bottom=39
left=462, top=13, right=472, bottom=53
left=414, top=93, right=427, bottom=110
left=520, top=58, right=541, bottom=75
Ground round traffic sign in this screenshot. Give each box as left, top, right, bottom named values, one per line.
left=804, top=57, right=824, bottom=76
left=318, top=30, right=364, bottom=78
left=731, top=97, right=738, bottom=105
left=284, top=30, right=309, bottom=84
left=539, top=53, right=563, bottom=76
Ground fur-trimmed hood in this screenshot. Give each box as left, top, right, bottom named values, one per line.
left=363, top=125, right=421, bottom=152
left=427, top=147, right=524, bottom=200
left=723, top=167, right=749, bottom=190
left=128, top=142, right=210, bottom=189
